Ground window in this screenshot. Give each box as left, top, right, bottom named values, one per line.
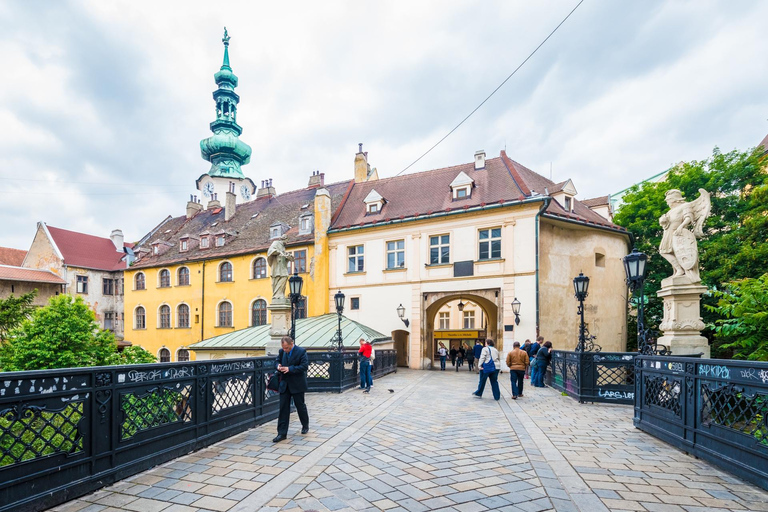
left=429, top=235, right=450, bottom=265
left=293, top=250, right=307, bottom=273
left=117, top=278, right=124, bottom=295
left=135, top=306, right=146, bottom=329
left=177, top=304, right=190, bottom=328
left=463, top=310, right=475, bottom=329
left=76, top=275, right=88, bottom=294
left=135, top=273, right=145, bottom=290
left=159, top=305, right=171, bottom=329
left=178, top=267, right=190, bottom=286
left=216, top=235, right=225, bottom=247
left=455, top=187, right=469, bottom=199
left=295, top=297, right=307, bottom=319
left=595, top=252, right=606, bottom=268
left=253, top=257, right=267, bottom=279
left=103, top=278, right=114, bottom=296
left=159, top=269, right=171, bottom=288
left=439, top=312, right=450, bottom=330
left=252, top=299, right=267, bottom=326
left=104, top=311, right=116, bottom=331
left=180, top=239, right=188, bottom=252
left=299, top=215, right=313, bottom=234
left=159, top=348, right=171, bottom=363
left=367, top=203, right=379, bottom=214
left=478, top=228, right=502, bottom=260
left=200, top=236, right=210, bottom=249
left=386, top=240, right=405, bottom=269
left=218, top=301, right=233, bottom=327
left=177, top=349, right=190, bottom=362
left=351, top=297, right=360, bottom=310
left=347, top=245, right=364, bottom=273
left=219, top=261, right=233, bottom=282
left=270, top=224, right=283, bottom=239
left=564, top=197, right=572, bottom=212
left=153, top=245, right=159, bottom=255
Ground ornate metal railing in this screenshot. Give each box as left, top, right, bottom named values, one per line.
left=546, top=350, right=637, bottom=404
left=635, top=355, right=768, bottom=492
left=0, top=350, right=397, bottom=512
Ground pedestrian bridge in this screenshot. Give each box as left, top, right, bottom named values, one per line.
left=46, top=370, right=768, bottom=512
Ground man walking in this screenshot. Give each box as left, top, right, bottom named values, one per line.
left=358, top=337, right=373, bottom=393
left=437, top=342, right=448, bottom=370
left=473, top=340, right=484, bottom=373
left=472, top=339, right=501, bottom=400
left=273, top=336, right=310, bottom=443
left=505, top=341, right=529, bottom=399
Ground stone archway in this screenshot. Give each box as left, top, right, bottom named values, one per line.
left=421, top=289, right=501, bottom=369
left=391, top=330, right=409, bottom=367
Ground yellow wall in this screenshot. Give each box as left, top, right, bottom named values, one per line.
left=124, top=244, right=325, bottom=361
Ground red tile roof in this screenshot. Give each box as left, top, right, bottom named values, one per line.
left=0, top=247, right=27, bottom=266
left=0, top=265, right=66, bottom=284
left=581, top=195, right=611, bottom=207
left=46, top=225, right=127, bottom=271
left=759, top=133, right=768, bottom=155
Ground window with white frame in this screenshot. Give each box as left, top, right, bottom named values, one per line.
left=429, top=235, right=450, bottom=265
left=76, top=275, right=88, bottom=293
left=367, top=203, right=379, bottom=214
left=159, top=348, right=171, bottom=363
left=215, top=235, right=225, bottom=247
left=178, top=267, right=190, bottom=286
left=564, top=196, right=572, bottom=212
left=252, top=299, right=267, bottom=326
left=454, top=186, right=470, bottom=199
left=386, top=240, right=405, bottom=269
left=200, top=236, right=210, bottom=249
left=180, top=238, right=188, bottom=252
left=439, top=312, right=450, bottom=330
left=253, top=257, right=267, bottom=279
left=478, top=227, right=502, bottom=260
left=159, top=269, right=171, bottom=288
left=135, top=273, right=145, bottom=290
left=177, top=348, right=190, bottom=362
left=463, top=310, right=475, bottom=329
left=348, top=245, right=364, bottom=273
left=135, top=306, right=146, bottom=329
left=299, top=214, right=313, bottom=234
left=219, top=262, right=233, bottom=282
left=159, top=305, right=171, bottom=329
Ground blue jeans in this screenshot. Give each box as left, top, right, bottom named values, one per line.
left=510, top=370, right=525, bottom=397
left=532, top=363, right=547, bottom=387
left=474, top=370, right=500, bottom=400
left=360, top=361, right=372, bottom=390
left=440, top=356, right=446, bottom=370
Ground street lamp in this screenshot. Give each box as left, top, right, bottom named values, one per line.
left=573, top=273, right=590, bottom=351
left=623, top=248, right=650, bottom=354
left=334, top=290, right=345, bottom=351
left=457, top=297, right=465, bottom=312
left=397, top=303, right=410, bottom=328
left=289, top=271, right=303, bottom=341
left=511, top=297, right=521, bottom=325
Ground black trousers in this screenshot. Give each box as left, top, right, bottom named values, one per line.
left=277, top=390, right=309, bottom=435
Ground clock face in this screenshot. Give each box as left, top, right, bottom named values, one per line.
left=202, top=182, right=215, bottom=198
left=240, top=184, right=251, bottom=200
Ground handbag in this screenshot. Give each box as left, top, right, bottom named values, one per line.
left=266, top=372, right=280, bottom=391
left=481, top=347, right=497, bottom=373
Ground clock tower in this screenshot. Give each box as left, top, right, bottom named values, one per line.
left=196, top=28, right=256, bottom=204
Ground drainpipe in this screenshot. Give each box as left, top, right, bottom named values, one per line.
left=535, top=197, right=552, bottom=337
left=200, top=261, right=206, bottom=342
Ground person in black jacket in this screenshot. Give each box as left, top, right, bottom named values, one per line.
left=273, top=336, right=310, bottom=443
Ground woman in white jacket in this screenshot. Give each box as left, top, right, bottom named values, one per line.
left=472, top=339, right=502, bottom=400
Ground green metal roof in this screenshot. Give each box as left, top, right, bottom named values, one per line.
left=189, top=314, right=391, bottom=350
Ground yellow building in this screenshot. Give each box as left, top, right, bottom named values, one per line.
left=125, top=178, right=350, bottom=362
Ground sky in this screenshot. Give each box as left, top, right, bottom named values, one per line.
left=1, top=0, right=767, bottom=250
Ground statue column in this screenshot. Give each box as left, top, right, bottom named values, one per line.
left=657, top=276, right=709, bottom=358
left=267, top=298, right=291, bottom=356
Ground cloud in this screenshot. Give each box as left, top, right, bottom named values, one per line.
left=0, top=0, right=766, bottom=250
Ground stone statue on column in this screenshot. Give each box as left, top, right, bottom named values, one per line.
left=266, top=235, right=294, bottom=355
left=656, top=188, right=712, bottom=357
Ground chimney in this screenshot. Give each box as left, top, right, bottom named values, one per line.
left=225, top=191, right=236, bottom=221
left=355, top=143, right=369, bottom=183
left=110, top=229, right=124, bottom=252
left=186, top=195, right=203, bottom=219
left=207, top=192, right=221, bottom=209
left=308, top=170, right=325, bottom=188
left=257, top=178, right=276, bottom=199
left=474, top=150, right=486, bottom=170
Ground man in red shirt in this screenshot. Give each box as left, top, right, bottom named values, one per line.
left=358, top=338, right=374, bottom=393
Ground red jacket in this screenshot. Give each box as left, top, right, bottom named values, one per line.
left=358, top=343, right=373, bottom=359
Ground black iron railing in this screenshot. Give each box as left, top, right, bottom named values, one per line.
left=546, top=350, right=637, bottom=404
left=0, top=350, right=397, bottom=512
left=634, top=355, right=768, bottom=492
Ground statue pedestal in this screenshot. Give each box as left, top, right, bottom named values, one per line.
left=267, top=299, right=291, bottom=356
left=657, top=276, right=709, bottom=358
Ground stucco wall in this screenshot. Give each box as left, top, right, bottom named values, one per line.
left=0, top=280, right=62, bottom=306
left=538, top=218, right=629, bottom=352
left=23, top=224, right=64, bottom=276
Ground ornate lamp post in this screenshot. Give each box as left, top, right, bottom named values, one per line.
left=457, top=297, right=465, bottom=312
left=289, top=271, right=303, bottom=341
left=573, top=273, right=590, bottom=351
left=511, top=297, right=521, bottom=325
left=397, top=303, right=409, bottom=328
left=334, top=290, right=345, bottom=351
left=623, top=248, right=650, bottom=354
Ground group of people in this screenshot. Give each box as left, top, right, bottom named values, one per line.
left=469, top=336, right=554, bottom=400
left=436, top=342, right=478, bottom=371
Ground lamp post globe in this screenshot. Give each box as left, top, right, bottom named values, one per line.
left=573, top=272, right=590, bottom=302
left=334, top=290, right=345, bottom=314
left=511, top=297, right=521, bottom=325
left=333, top=290, right=345, bottom=352
left=396, top=303, right=405, bottom=320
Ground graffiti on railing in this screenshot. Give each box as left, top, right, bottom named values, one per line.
left=210, top=361, right=255, bottom=374
left=598, top=389, right=634, bottom=400
left=737, top=368, right=768, bottom=384
left=698, top=364, right=731, bottom=379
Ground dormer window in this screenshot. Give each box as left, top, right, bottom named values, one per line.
left=363, top=189, right=385, bottom=215
left=216, top=235, right=225, bottom=247
left=179, top=238, right=189, bottom=252
left=564, top=197, right=572, bottom=212
left=450, top=171, right=474, bottom=200
left=200, top=236, right=210, bottom=249
left=270, top=222, right=289, bottom=239
left=152, top=244, right=160, bottom=255
left=299, top=213, right=313, bottom=235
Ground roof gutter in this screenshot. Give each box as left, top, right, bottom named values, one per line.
left=540, top=213, right=631, bottom=238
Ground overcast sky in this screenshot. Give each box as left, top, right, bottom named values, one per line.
left=1, top=0, right=767, bottom=250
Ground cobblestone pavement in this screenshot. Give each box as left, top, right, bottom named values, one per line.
left=51, top=369, right=768, bottom=512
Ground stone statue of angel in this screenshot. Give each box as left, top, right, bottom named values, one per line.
left=658, top=188, right=711, bottom=283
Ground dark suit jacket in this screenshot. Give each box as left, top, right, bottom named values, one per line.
left=275, top=345, right=309, bottom=394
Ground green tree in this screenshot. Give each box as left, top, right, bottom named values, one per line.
left=614, top=146, right=768, bottom=357
left=106, top=345, right=157, bottom=365
left=705, top=273, right=768, bottom=361
left=0, top=294, right=117, bottom=371
left=0, top=290, right=37, bottom=343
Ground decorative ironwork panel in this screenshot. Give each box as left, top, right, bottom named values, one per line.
left=701, top=383, right=768, bottom=447
left=1, top=400, right=84, bottom=466
left=596, top=364, right=634, bottom=386
left=263, top=373, right=278, bottom=400
left=212, top=376, right=253, bottom=415
left=308, top=361, right=330, bottom=380
left=643, top=375, right=682, bottom=417
left=120, top=383, right=192, bottom=439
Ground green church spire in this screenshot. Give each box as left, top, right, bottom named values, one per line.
left=200, top=27, right=252, bottom=179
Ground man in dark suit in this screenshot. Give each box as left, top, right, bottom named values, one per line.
left=273, top=336, right=310, bottom=443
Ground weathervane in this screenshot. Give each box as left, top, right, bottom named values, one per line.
left=222, top=27, right=230, bottom=46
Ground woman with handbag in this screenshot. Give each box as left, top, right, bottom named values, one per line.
left=532, top=341, right=553, bottom=388
left=472, top=339, right=501, bottom=400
